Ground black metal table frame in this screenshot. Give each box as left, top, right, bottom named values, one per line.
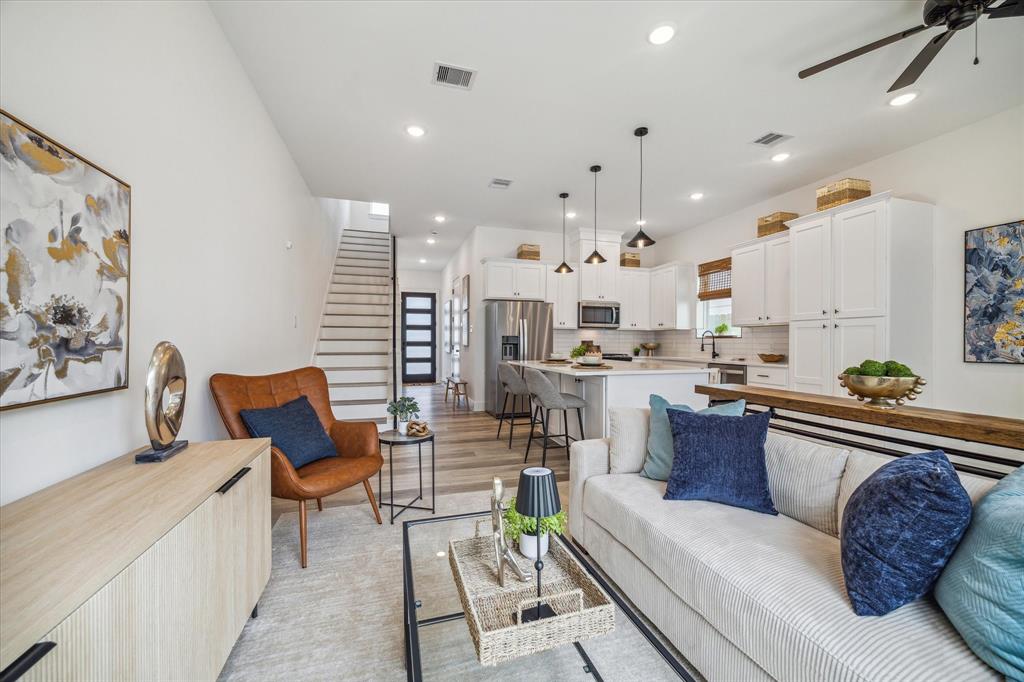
left=378, top=433, right=436, bottom=525
left=401, top=510, right=695, bottom=682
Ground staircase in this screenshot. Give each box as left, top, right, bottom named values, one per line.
left=314, top=228, right=393, bottom=425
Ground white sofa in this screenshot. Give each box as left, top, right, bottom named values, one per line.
left=569, top=407, right=999, bottom=682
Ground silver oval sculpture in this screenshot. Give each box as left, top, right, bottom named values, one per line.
left=135, top=341, right=189, bottom=463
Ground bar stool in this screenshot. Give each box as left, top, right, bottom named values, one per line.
left=522, top=367, right=586, bottom=467
left=496, top=363, right=533, bottom=449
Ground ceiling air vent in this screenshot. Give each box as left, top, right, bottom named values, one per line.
left=432, top=62, right=476, bottom=90
left=488, top=178, right=513, bottom=189
left=750, top=131, right=792, bottom=147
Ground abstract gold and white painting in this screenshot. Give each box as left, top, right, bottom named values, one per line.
left=0, top=110, right=130, bottom=410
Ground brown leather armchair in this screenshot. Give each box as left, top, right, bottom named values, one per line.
left=209, top=366, right=383, bottom=568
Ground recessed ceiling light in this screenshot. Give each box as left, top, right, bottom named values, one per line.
left=565, top=212, right=576, bottom=219
left=418, top=258, right=427, bottom=264
left=888, top=92, right=918, bottom=107
left=426, top=238, right=436, bottom=245
left=771, top=152, right=790, bottom=163
left=648, top=24, right=676, bottom=45
left=405, top=124, right=426, bottom=137
left=635, top=219, right=647, bottom=227
left=690, top=192, right=704, bottom=200
left=433, top=214, right=446, bottom=223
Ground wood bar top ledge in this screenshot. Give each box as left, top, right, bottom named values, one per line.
left=0, top=438, right=270, bottom=672
left=696, top=384, right=1024, bottom=450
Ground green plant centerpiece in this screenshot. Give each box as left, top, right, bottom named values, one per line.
left=839, top=359, right=926, bottom=409
left=503, top=496, right=568, bottom=560
left=569, top=344, right=588, bottom=359
left=387, top=396, right=421, bottom=434
left=714, top=322, right=730, bottom=336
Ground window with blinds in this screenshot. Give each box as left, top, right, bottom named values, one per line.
left=697, top=257, right=732, bottom=301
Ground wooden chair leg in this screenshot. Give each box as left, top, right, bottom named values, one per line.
left=316, top=497, right=323, bottom=512
left=363, top=479, right=383, bottom=525
left=299, top=499, right=308, bottom=569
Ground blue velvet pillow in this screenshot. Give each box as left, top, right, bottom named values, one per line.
left=841, top=450, right=971, bottom=617
left=935, top=467, right=1024, bottom=679
left=641, top=395, right=746, bottom=481
left=663, top=408, right=776, bottom=515
left=239, top=395, right=337, bottom=469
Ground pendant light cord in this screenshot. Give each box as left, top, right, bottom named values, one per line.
left=562, top=195, right=567, bottom=259
left=638, top=134, right=643, bottom=224
left=593, top=169, right=598, bottom=245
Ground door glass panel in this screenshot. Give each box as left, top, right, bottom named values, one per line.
left=406, top=296, right=432, bottom=309
left=406, top=362, right=431, bottom=374
left=406, top=346, right=431, bottom=358
left=405, top=313, right=432, bottom=326
left=406, top=329, right=432, bottom=343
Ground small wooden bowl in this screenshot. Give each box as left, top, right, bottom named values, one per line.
left=757, top=353, right=786, bottom=363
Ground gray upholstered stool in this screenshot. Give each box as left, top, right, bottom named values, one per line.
left=496, top=363, right=533, bottom=449
left=522, top=367, right=586, bottom=467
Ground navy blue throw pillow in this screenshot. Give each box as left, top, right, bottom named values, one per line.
left=841, top=450, right=972, bottom=617
left=663, top=408, right=777, bottom=515
left=239, top=396, right=337, bottom=469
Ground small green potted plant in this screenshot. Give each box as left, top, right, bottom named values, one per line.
left=503, top=497, right=568, bottom=560
left=714, top=322, right=730, bottom=336
left=632, top=346, right=641, bottom=357
left=569, top=343, right=588, bottom=360
left=387, top=396, right=421, bottom=435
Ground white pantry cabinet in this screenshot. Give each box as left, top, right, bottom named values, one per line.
left=731, top=234, right=789, bottom=327
left=482, top=259, right=546, bottom=300
left=650, top=263, right=695, bottom=330
left=787, top=192, right=933, bottom=399
left=619, top=268, right=651, bottom=330
left=546, top=266, right=579, bottom=329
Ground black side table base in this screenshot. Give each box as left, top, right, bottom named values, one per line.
left=378, top=433, right=436, bottom=525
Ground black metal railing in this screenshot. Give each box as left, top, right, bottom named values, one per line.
left=391, top=233, right=398, bottom=431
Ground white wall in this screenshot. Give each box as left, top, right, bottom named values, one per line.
left=651, top=106, right=1024, bottom=419
left=0, top=1, right=340, bottom=504
left=346, top=199, right=390, bottom=233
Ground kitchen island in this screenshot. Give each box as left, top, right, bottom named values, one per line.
left=508, top=360, right=719, bottom=440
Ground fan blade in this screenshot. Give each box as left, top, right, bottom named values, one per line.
left=887, top=30, right=955, bottom=92
left=799, top=25, right=930, bottom=79
left=986, top=0, right=1024, bottom=17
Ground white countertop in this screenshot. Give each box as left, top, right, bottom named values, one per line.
left=510, top=360, right=718, bottom=377
left=635, top=355, right=789, bottom=369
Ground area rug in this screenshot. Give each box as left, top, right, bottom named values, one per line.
left=219, top=490, right=697, bottom=681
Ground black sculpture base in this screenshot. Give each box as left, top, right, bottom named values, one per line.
left=135, top=440, right=189, bottom=464
left=521, top=602, right=557, bottom=623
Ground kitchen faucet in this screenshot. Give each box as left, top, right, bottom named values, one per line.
left=700, top=330, right=720, bottom=359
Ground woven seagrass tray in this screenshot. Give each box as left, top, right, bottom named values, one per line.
left=448, top=534, right=615, bottom=666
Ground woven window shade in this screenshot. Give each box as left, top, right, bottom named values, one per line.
left=698, top=257, right=732, bottom=301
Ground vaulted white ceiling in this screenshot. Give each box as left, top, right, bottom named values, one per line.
left=211, top=1, right=1024, bottom=270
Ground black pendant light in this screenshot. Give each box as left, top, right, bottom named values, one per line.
left=585, top=165, right=606, bottom=264
left=627, top=126, right=656, bottom=249
left=555, top=192, right=573, bottom=273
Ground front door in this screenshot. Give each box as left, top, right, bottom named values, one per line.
left=401, top=292, right=437, bottom=384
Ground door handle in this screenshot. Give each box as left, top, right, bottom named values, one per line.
left=0, top=642, right=56, bottom=682
left=217, top=467, right=251, bottom=494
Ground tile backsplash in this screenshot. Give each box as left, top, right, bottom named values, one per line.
left=553, top=325, right=789, bottom=360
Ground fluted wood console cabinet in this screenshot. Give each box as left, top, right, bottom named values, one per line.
left=0, top=439, right=271, bottom=681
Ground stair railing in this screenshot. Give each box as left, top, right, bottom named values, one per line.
left=391, top=233, right=398, bottom=430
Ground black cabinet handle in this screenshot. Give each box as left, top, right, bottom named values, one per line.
left=0, top=642, right=56, bottom=682
left=217, top=467, right=251, bottom=495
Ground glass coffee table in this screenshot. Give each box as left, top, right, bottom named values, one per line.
left=402, top=511, right=697, bottom=681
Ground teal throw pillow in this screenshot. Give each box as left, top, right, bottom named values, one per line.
left=641, top=394, right=746, bottom=481
left=935, top=466, right=1024, bottom=680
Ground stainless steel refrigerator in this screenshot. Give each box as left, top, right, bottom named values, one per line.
left=484, top=300, right=553, bottom=415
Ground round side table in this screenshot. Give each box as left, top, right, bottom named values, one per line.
left=377, top=430, right=436, bottom=524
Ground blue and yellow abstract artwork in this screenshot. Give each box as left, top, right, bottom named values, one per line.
left=964, top=221, right=1023, bottom=364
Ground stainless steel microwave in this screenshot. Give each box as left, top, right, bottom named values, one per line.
left=578, top=301, right=620, bottom=329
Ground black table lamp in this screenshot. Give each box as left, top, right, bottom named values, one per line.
left=516, top=466, right=561, bottom=623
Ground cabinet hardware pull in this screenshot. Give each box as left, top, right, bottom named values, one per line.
left=834, top=323, right=838, bottom=328
left=1, top=642, right=56, bottom=681
left=217, top=467, right=251, bottom=494
left=757, top=374, right=769, bottom=378
left=758, top=316, right=762, bottom=320
left=834, top=308, right=839, bottom=314
left=822, top=310, right=827, bottom=315
left=766, top=316, right=770, bottom=320
left=822, top=324, right=827, bottom=328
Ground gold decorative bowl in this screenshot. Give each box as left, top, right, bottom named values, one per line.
left=838, top=374, right=926, bottom=409
left=757, top=353, right=787, bottom=363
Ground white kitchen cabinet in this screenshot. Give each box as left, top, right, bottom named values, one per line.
left=482, top=259, right=546, bottom=300
left=619, top=268, right=651, bottom=330
left=763, top=236, right=790, bottom=324
left=731, top=242, right=765, bottom=326
left=546, top=267, right=579, bottom=329
left=571, top=228, right=621, bottom=302
left=787, top=192, right=934, bottom=399
left=650, top=263, right=695, bottom=330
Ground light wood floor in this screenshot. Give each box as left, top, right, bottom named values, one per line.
left=271, top=383, right=572, bottom=522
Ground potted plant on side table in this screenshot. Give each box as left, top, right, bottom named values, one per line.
left=387, top=396, right=421, bottom=435
left=503, top=498, right=568, bottom=560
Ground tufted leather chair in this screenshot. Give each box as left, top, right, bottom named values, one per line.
left=209, top=366, right=383, bottom=568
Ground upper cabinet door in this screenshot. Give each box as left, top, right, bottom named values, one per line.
left=731, top=243, right=765, bottom=326
left=547, top=268, right=578, bottom=328
left=579, top=262, right=600, bottom=301
left=483, top=261, right=516, bottom=299
left=790, top=217, right=831, bottom=321
left=631, top=269, right=650, bottom=329
left=832, top=202, right=887, bottom=318
left=515, top=262, right=546, bottom=300
left=599, top=259, right=619, bottom=302
left=651, top=267, right=676, bottom=328
left=763, top=237, right=790, bottom=324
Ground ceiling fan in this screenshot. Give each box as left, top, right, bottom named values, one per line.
left=799, top=0, right=1023, bottom=92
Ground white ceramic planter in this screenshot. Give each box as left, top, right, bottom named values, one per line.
left=397, top=420, right=408, bottom=436
left=519, top=532, right=549, bottom=560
